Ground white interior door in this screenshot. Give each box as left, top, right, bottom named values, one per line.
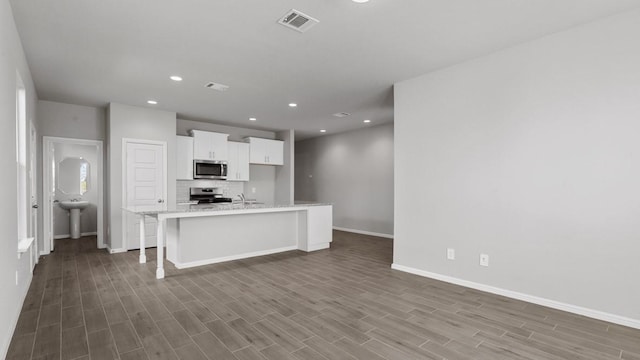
left=125, top=141, right=165, bottom=250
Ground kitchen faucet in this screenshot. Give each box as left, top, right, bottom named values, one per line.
left=237, top=193, right=246, bottom=205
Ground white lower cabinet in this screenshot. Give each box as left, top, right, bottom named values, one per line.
left=227, top=141, right=250, bottom=181
left=176, top=136, right=194, bottom=180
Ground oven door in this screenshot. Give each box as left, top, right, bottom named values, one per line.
left=193, top=160, right=227, bottom=180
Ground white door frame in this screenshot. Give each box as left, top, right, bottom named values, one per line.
left=121, top=138, right=167, bottom=250
left=43, top=136, right=104, bottom=254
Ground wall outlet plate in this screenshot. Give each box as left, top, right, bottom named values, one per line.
left=480, top=253, right=489, bottom=267
left=447, top=248, right=455, bottom=260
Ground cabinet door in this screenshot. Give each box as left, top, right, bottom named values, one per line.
left=210, top=132, right=229, bottom=161
left=227, top=142, right=239, bottom=181
left=192, top=131, right=213, bottom=160
left=248, top=137, right=267, bottom=164
left=265, top=139, right=284, bottom=165
left=227, top=142, right=250, bottom=181
left=176, top=136, right=194, bottom=180
left=191, top=130, right=229, bottom=160
left=236, top=142, right=250, bottom=181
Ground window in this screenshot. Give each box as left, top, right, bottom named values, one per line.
left=16, top=73, right=27, bottom=242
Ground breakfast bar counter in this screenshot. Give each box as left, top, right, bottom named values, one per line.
left=124, top=203, right=333, bottom=279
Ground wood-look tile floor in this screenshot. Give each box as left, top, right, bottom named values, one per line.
left=7, top=231, right=640, bottom=360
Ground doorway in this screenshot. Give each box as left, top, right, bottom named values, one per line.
left=43, top=136, right=104, bottom=254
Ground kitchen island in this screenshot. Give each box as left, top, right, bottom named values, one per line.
left=124, top=203, right=332, bottom=279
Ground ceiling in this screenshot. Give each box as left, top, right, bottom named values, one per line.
left=9, top=0, right=640, bottom=139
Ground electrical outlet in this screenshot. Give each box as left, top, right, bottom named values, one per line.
left=480, top=254, right=489, bottom=267
left=447, top=248, right=455, bottom=260
left=251, top=187, right=256, bottom=194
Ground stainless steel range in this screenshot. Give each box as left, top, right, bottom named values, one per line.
left=189, top=187, right=233, bottom=204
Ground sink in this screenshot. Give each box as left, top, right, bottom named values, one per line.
left=59, top=200, right=90, bottom=210
left=58, top=200, right=90, bottom=239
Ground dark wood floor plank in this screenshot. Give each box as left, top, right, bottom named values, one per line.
left=9, top=234, right=640, bottom=360
left=61, top=325, right=88, bottom=360
left=191, top=331, right=238, bottom=360
left=140, top=334, right=178, bottom=360
left=227, top=318, right=274, bottom=349
left=111, top=321, right=143, bottom=354
left=174, top=343, right=208, bottom=360
left=233, top=346, right=268, bottom=360
left=172, top=309, right=207, bottom=336
left=87, top=328, right=118, bottom=360
left=32, top=324, right=60, bottom=359
left=6, top=333, right=35, bottom=360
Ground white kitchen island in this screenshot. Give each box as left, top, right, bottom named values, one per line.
left=124, top=203, right=332, bottom=279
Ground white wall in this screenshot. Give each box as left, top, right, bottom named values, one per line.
left=0, top=0, right=39, bottom=357
left=275, top=129, right=295, bottom=204
left=295, top=123, right=394, bottom=236
left=37, top=100, right=106, bottom=251
left=53, top=143, right=99, bottom=237
left=38, top=100, right=105, bottom=140
left=394, top=9, right=640, bottom=325
left=107, top=103, right=177, bottom=251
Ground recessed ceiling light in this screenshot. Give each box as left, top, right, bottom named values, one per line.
left=363, top=119, right=371, bottom=123
left=249, top=117, right=257, bottom=121
left=320, top=129, right=326, bottom=133
left=289, top=103, right=297, bottom=108
left=147, top=100, right=158, bottom=105
left=170, top=75, right=183, bottom=81
left=352, top=0, right=370, bottom=3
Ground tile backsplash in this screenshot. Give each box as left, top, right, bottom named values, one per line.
left=177, top=180, right=244, bottom=203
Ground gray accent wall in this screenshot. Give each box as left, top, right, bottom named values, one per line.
left=0, top=0, right=39, bottom=356
left=295, top=123, right=394, bottom=236
left=394, top=9, right=640, bottom=322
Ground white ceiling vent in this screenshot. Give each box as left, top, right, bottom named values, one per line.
left=278, top=9, right=319, bottom=33
left=333, top=112, right=351, bottom=118
left=205, top=82, right=229, bottom=92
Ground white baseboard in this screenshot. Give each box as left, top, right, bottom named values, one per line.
left=54, top=231, right=98, bottom=239
left=106, top=245, right=127, bottom=254
left=173, top=246, right=298, bottom=269
left=304, top=243, right=331, bottom=252
left=391, top=263, right=640, bottom=330
left=333, top=226, right=394, bottom=239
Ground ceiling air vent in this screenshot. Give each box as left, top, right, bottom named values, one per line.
left=333, top=112, right=351, bottom=118
left=278, top=9, right=319, bottom=33
left=205, top=82, right=229, bottom=92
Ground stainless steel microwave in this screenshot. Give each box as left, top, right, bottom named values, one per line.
left=193, top=160, right=227, bottom=180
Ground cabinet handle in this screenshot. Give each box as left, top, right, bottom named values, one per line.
left=212, top=151, right=215, bottom=159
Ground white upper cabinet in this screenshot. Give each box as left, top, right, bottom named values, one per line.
left=189, top=130, right=229, bottom=161
left=227, top=142, right=250, bottom=181
left=176, top=136, right=194, bottom=180
left=247, top=137, right=284, bottom=165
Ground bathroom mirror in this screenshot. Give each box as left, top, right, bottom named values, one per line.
left=57, top=157, right=90, bottom=195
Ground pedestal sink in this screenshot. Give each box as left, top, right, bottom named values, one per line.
left=58, top=200, right=90, bottom=239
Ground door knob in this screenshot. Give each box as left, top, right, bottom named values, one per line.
left=157, top=199, right=164, bottom=203
left=32, top=204, right=39, bottom=209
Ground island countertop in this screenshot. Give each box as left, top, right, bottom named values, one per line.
left=123, top=202, right=331, bottom=217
